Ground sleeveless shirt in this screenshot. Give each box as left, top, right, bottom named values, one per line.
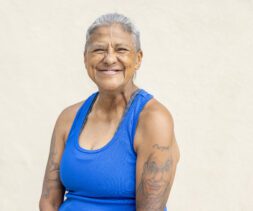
left=59, top=88, right=168, bottom=211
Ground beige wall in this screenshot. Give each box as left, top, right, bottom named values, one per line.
left=1, top=0, right=253, bottom=210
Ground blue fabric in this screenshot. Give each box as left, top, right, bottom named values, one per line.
left=59, top=88, right=167, bottom=211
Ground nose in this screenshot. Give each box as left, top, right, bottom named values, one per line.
left=103, top=49, right=117, bottom=66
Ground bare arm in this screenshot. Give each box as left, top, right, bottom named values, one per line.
left=39, top=110, right=67, bottom=211
left=135, top=102, right=180, bottom=211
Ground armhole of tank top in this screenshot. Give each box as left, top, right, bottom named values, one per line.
left=65, top=91, right=98, bottom=142
left=130, top=94, right=154, bottom=155
left=65, top=99, right=87, bottom=142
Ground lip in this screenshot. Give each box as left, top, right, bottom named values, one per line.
left=97, top=68, right=123, bottom=75
left=98, top=68, right=121, bottom=71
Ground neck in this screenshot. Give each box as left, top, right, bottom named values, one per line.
left=94, top=82, right=139, bottom=115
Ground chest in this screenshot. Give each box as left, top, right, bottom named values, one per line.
left=78, top=116, right=119, bottom=150
left=60, top=130, right=137, bottom=198
left=77, top=114, right=142, bottom=153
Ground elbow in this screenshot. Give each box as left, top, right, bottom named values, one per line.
left=176, top=149, right=180, bottom=163
left=39, top=198, right=48, bottom=211
left=174, top=141, right=181, bottom=163
left=39, top=198, right=44, bottom=210
left=39, top=198, right=57, bottom=211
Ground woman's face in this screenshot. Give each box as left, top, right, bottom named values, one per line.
left=84, top=24, right=142, bottom=92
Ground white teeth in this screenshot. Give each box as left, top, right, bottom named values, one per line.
left=100, top=70, right=118, bottom=75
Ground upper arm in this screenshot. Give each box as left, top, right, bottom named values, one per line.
left=39, top=108, right=69, bottom=208
left=135, top=101, right=180, bottom=211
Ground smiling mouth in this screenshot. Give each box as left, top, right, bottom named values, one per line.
left=97, top=68, right=122, bottom=75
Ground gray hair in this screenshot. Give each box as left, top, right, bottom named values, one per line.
left=85, top=13, right=141, bottom=51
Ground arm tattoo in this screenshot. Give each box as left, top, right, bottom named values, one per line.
left=41, top=130, right=63, bottom=199
left=152, top=144, right=170, bottom=152
left=136, top=153, right=173, bottom=210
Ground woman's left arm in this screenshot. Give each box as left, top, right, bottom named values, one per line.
left=135, top=103, right=180, bottom=211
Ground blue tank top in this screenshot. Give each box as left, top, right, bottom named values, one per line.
left=59, top=88, right=168, bottom=211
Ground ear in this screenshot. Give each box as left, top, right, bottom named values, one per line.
left=135, top=50, right=143, bottom=70
left=84, top=50, right=88, bottom=68
left=83, top=49, right=86, bottom=62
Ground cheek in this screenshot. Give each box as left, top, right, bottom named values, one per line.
left=119, top=55, right=137, bottom=71
left=85, top=59, right=96, bottom=78
left=86, top=56, right=103, bottom=70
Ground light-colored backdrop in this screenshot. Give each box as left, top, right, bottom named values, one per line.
left=0, top=0, right=252, bottom=210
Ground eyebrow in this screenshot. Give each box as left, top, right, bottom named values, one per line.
left=89, top=43, right=107, bottom=49
left=114, top=44, right=131, bottom=49
left=89, top=42, right=132, bottom=48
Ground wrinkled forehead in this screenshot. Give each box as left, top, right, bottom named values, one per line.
left=86, top=24, right=135, bottom=48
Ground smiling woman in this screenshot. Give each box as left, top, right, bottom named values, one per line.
left=39, top=13, right=180, bottom=211
left=84, top=23, right=142, bottom=92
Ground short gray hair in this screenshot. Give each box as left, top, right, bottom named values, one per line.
left=85, top=13, right=141, bottom=51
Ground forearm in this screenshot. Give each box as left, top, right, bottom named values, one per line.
left=39, top=200, right=59, bottom=211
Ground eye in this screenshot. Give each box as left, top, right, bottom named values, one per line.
left=117, top=48, right=128, bottom=53
left=93, top=49, right=105, bottom=53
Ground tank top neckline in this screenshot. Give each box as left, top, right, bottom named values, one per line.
left=74, top=88, right=143, bottom=154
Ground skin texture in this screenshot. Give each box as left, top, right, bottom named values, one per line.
left=79, top=23, right=144, bottom=150
left=39, top=108, right=67, bottom=210
left=39, top=23, right=180, bottom=211
left=39, top=102, right=85, bottom=210
left=84, top=23, right=142, bottom=93
left=134, top=99, right=180, bottom=210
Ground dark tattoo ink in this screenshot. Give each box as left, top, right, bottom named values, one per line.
left=152, top=144, right=170, bottom=152
left=136, top=153, right=173, bottom=210
left=41, top=129, right=63, bottom=199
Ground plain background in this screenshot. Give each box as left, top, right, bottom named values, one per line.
left=1, top=0, right=253, bottom=210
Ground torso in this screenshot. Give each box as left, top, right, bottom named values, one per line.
left=62, top=97, right=160, bottom=154
left=78, top=109, right=122, bottom=151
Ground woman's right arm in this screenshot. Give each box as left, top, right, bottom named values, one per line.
left=39, top=109, right=68, bottom=211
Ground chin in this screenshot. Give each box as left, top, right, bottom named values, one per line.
left=96, top=83, right=123, bottom=92
left=95, top=79, right=125, bottom=91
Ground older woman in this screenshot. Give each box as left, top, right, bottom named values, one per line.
left=39, top=13, right=180, bottom=211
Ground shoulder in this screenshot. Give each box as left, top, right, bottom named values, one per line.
left=135, top=97, right=179, bottom=160
left=55, top=100, right=85, bottom=143
left=140, top=97, right=174, bottom=134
